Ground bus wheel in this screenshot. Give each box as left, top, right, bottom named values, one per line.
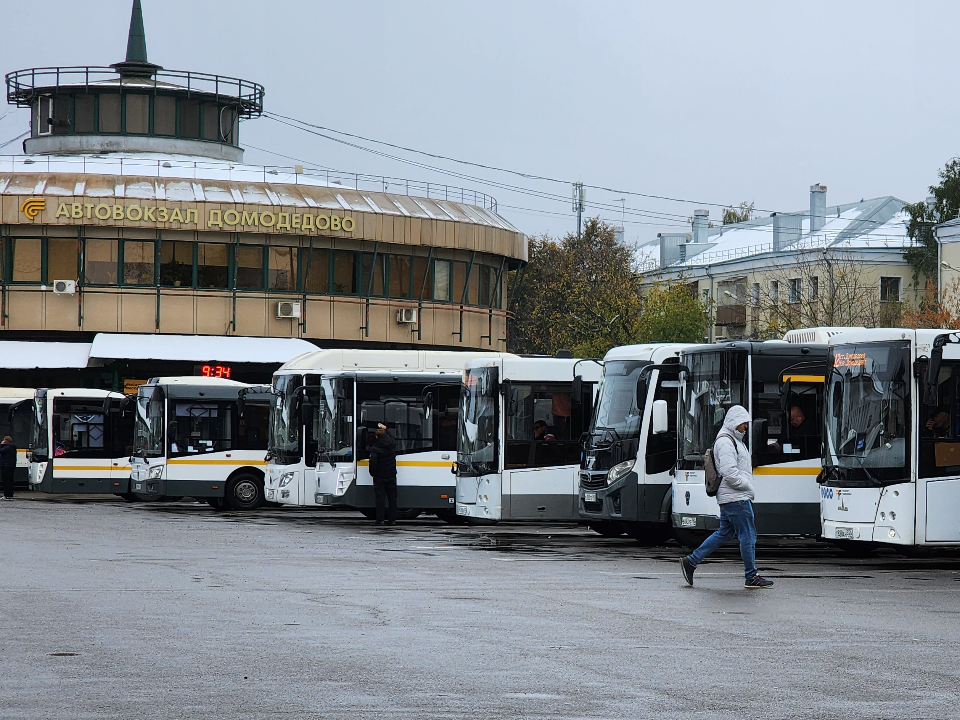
left=624, top=522, right=672, bottom=546
left=226, top=474, right=264, bottom=511
left=672, top=527, right=709, bottom=549
left=435, top=509, right=467, bottom=525
left=589, top=522, right=626, bottom=537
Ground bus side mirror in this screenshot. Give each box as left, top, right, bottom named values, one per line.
left=572, top=375, right=582, bottom=398
left=652, top=400, right=669, bottom=434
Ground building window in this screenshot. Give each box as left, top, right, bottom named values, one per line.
left=123, top=240, right=155, bottom=285
left=236, top=245, right=264, bottom=290
left=788, top=278, right=801, bottom=304
left=359, top=253, right=385, bottom=296
left=479, top=266, right=498, bottom=307
left=452, top=261, right=468, bottom=303
left=74, top=94, right=96, bottom=134
left=219, top=106, right=237, bottom=144
left=125, top=94, right=150, bottom=134
left=11, top=238, right=42, bottom=282
left=332, top=251, right=357, bottom=294
left=412, top=257, right=432, bottom=300
left=809, top=276, right=819, bottom=301
left=301, top=247, right=328, bottom=294
left=47, top=238, right=78, bottom=282
left=880, top=276, right=902, bottom=302
left=180, top=99, right=201, bottom=139
left=160, top=240, right=193, bottom=287
left=751, top=282, right=761, bottom=306
left=84, top=239, right=119, bottom=285
left=268, top=247, right=297, bottom=292
left=202, top=103, right=220, bottom=141
left=433, top=260, right=451, bottom=302
left=388, top=255, right=411, bottom=298
left=154, top=96, right=177, bottom=136
left=197, top=243, right=229, bottom=289
left=98, top=93, right=121, bottom=134
left=769, top=280, right=780, bottom=303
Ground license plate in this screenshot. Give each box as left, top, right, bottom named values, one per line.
left=680, top=516, right=697, bottom=528
left=456, top=505, right=468, bottom=516
left=584, top=492, right=597, bottom=502
left=836, top=527, right=854, bottom=539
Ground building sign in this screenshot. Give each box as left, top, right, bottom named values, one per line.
left=14, top=197, right=356, bottom=235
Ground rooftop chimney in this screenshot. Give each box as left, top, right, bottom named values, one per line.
left=692, top=209, right=709, bottom=244
left=810, top=183, right=827, bottom=233
left=772, top=212, right=802, bottom=252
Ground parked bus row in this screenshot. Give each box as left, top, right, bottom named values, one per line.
left=8, top=328, right=960, bottom=550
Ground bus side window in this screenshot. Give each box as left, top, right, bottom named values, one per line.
left=646, top=380, right=678, bottom=475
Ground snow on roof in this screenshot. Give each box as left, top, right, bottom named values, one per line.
left=88, top=334, right=317, bottom=364
left=640, top=196, right=911, bottom=272
left=0, top=341, right=92, bottom=369
left=0, top=153, right=516, bottom=232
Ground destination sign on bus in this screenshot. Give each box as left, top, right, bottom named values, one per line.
left=834, top=353, right=866, bottom=368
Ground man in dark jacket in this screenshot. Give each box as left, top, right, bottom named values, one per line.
left=0, top=436, right=17, bottom=500
left=368, top=423, right=398, bottom=525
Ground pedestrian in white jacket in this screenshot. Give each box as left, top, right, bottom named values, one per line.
left=679, top=405, right=773, bottom=589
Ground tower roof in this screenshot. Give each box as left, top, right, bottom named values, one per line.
left=111, top=0, right=162, bottom=78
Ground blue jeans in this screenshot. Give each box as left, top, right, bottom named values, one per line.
left=688, top=500, right=757, bottom=579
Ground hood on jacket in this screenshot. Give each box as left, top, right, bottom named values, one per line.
left=721, top=405, right=751, bottom=433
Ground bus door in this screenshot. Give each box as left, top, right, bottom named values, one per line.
left=918, top=359, right=960, bottom=542
left=749, top=358, right=825, bottom=534
left=642, top=369, right=681, bottom=517
left=5, top=400, right=34, bottom=485
left=502, top=381, right=592, bottom=520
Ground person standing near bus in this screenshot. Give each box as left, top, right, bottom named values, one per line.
left=0, top=436, right=17, bottom=500
left=369, top=423, right=398, bottom=526
left=679, top=405, right=774, bottom=589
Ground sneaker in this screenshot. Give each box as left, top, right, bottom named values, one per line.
left=679, top=556, right=696, bottom=586
left=385, top=520, right=396, bottom=526
left=744, top=575, right=774, bottom=589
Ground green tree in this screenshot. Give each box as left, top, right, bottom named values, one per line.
left=508, top=219, right=711, bottom=357
left=722, top=201, right=755, bottom=225
left=903, top=157, right=960, bottom=284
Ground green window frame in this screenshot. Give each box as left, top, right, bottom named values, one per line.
left=120, top=240, right=157, bottom=286
left=83, top=238, right=120, bottom=286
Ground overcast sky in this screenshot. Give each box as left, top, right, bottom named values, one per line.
left=1, top=0, right=958, bottom=245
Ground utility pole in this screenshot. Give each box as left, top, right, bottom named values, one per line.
left=572, top=182, right=585, bottom=238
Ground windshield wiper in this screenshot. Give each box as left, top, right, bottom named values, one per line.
left=832, top=454, right=881, bottom=486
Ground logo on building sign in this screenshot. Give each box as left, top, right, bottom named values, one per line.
left=20, top=197, right=45, bottom=220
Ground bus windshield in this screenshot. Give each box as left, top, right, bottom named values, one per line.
left=316, top=377, right=354, bottom=464
left=134, top=385, right=165, bottom=458
left=824, top=341, right=910, bottom=487
left=680, top=350, right=748, bottom=466
left=458, top=367, right=497, bottom=476
left=270, top=374, right=302, bottom=464
left=584, top=360, right=649, bottom=471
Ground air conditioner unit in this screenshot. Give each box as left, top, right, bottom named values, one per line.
left=276, top=301, right=301, bottom=319
left=396, top=308, right=418, bottom=324
left=53, top=280, right=76, bottom=295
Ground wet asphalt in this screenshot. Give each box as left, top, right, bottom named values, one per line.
left=1, top=493, right=959, bottom=720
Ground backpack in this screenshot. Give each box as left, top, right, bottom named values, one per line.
left=704, top=435, right=736, bottom=498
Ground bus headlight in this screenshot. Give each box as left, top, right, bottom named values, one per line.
left=607, top=460, right=634, bottom=486
left=148, top=465, right=163, bottom=479
left=279, top=472, right=296, bottom=487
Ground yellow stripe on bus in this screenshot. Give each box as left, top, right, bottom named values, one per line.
left=357, top=460, right=453, bottom=468
left=753, top=467, right=821, bottom=475
left=781, top=374, right=825, bottom=383
left=54, top=466, right=130, bottom=472
left=167, top=459, right=268, bottom=466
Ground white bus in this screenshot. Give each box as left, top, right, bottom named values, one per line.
left=454, top=355, right=601, bottom=522
left=26, top=388, right=135, bottom=497
left=820, top=328, right=960, bottom=547
left=1, top=388, right=37, bottom=489
left=129, top=377, right=271, bottom=510
left=578, top=344, right=693, bottom=542
left=672, top=335, right=830, bottom=546
left=265, top=349, right=496, bottom=520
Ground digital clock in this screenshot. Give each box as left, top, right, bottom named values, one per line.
left=200, top=364, right=232, bottom=378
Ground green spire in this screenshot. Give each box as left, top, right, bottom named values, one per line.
left=125, top=0, right=148, bottom=64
